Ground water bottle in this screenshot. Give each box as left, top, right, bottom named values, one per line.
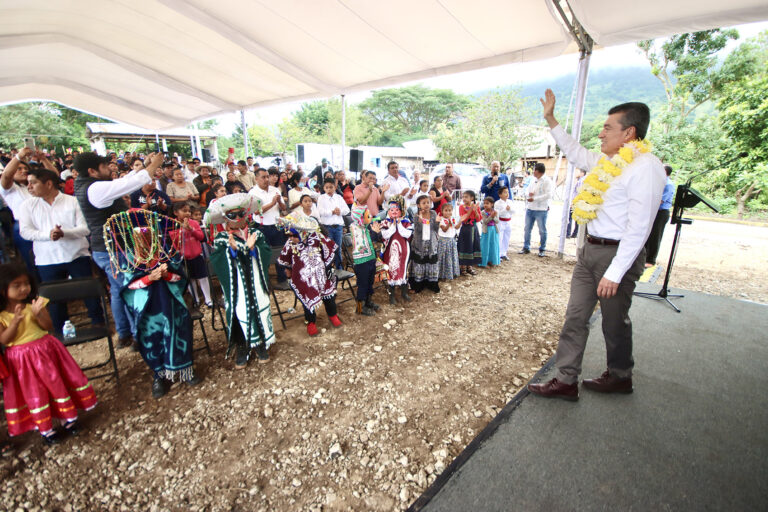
left=62, top=320, right=76, bottom=340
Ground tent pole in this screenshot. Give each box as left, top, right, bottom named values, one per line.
left=557, top=50, right=591, bottom=257
left=341, top=94, right=346, bottom=171
left=240, top=110, right=250, bottom=160
left=194, top=122, right=203, bottom=161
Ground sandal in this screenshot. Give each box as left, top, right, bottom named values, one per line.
left=467, top=267, right=478, bottom=276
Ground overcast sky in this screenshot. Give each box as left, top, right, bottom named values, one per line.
left=218, top=20, right=768, bottom=133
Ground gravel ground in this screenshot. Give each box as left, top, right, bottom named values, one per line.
left=1, top=210, right=765, bottom=511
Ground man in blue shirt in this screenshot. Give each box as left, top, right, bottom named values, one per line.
left=644, top=165, right=675, bottom=267
left=480, top=161, right=511, bottom=201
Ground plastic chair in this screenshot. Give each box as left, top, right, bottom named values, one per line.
left=38, top=277, right=119, bottom=385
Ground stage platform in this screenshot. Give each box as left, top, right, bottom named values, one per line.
left=412, top=283, right=768, bottom=512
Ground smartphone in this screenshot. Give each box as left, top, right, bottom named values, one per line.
left=24, top=137, right=35, bottom=150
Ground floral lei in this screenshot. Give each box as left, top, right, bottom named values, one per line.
left=572, top=139, right=652, bottom=225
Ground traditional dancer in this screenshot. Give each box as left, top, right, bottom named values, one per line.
left=276, top=213, right=342, bottom=336
left=380, top=195, right=413, bottom=304
left=205, top=194, right=275, bottom=369
left=104, top=209, right=202, bottom=399
left=410, top=195, right=440, bottom=293
left=0, top=264, right=97, bottom=444
left=349, top=204, right=382, bottom=316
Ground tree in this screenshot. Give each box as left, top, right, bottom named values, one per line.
left=359, top=85, right=469, bottom=145
left=637, top=29, right=739, bottom=133
left=0, top=102, right=100, bottom=151
left=294, top=101, right=330, bottom=138
left=714, top=32, right=768, bottom=219
left=433, top=89, right=540, bottom=166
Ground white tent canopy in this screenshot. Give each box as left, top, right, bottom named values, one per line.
left=2, top=0, right=767, bottom=130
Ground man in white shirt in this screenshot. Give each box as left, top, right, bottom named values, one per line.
left=74, top=151, right=163, bottom=348
left=19, top=168, right=105, bottom=333
left=381, top=161, right=413, bottom=202
left=317, top=177, right=350, bottom=272
left=519, top=163, right=553, bottom=257
left=249, top=168, right=290, bottom=289
left=528, top=90, right=665, bottom=401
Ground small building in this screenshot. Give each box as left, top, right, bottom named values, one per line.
left=86, top=122, right=218, bottom=162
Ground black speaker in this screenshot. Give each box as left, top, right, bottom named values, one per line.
left=297, top=144, right=305, bottom=164
left=349, top=149, right=364, bottom=173
left=201, top=148, right=212, bottom=162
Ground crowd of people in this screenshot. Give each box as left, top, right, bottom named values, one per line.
left=0, top=145, right=558, bottom=448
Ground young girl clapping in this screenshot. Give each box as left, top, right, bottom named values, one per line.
left=0, top=265, right=97, bottom=444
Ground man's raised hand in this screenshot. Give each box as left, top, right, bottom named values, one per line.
left=540, top=89, right=558, bottom=128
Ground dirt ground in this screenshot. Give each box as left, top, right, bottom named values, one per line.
left=1, top=210, right=766, bottom=512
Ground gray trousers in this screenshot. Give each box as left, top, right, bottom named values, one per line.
left=554, top=242, right=646, bottom=384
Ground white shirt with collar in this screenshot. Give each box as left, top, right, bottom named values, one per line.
left=494, top=198, right=515, bottom=220
left=317, top=193, right=349, bottom=226
left=249, top=185, right=282, bottom=225
left=526, top=175, right=553, bottom=211
left=550, top=124, right=666, bottom=283
left=382, top=173, right=411, bottom=202
left=0, top=182, right=33, bottom=214
left=17, top=193, right=90, bottom=266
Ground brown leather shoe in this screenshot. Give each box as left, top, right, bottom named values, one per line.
left=582, top=370, right=633, bottom=394
left=528, top=378, right=579, bottom=401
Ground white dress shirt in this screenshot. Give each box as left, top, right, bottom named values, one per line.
left=317, top=193, right=349, bottom=226
left=249, top=185, right=282, bottom=225
left=494, top=198, right=515, bottom=220
left=17, top=193, right=91, bottom=265
left=0, top=182, right=33, bottom=214
left=382, top=174, right=411, bottom=202
left=551, top=124, right=666, bottom=283
left=526, top=175, right=553, bottom=211
left=87, top=169, right=153, bottom=209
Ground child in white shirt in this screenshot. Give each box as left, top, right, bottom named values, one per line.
left=494, top=186, right=514, bottom=261
left=317, top=178, right=350, bottom=270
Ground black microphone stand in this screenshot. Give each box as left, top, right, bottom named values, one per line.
left=634, top=170, right=719, bottom=312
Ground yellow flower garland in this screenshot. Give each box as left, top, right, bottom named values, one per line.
left=571, top=139, right=651, bottom=225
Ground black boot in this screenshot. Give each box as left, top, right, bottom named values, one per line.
left=235, top=342, right=250, bottom=369
left=388, top=286, right=397, bottom=305
left=152, top=377, right=172, bottom=399
left=365, top=296, right=380, bottom=311
left=411, top=280, right=425, bottom=293
left=400, top=285, right=412, bottom=302
left=356, top=300, right=375, bottom=316
left=427, top=280, right=440, bottom=293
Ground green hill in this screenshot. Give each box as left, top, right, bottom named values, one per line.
left=477, top=66, right=668, bottom=123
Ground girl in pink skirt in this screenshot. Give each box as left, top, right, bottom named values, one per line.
left=0, top=264, right=97, bottom=445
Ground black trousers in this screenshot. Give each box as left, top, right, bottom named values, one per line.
left=644, top=208, right=670, bottom=264
left=354, top=258, right=376, bottom=301
left=303, top=297, right=337, bottom=323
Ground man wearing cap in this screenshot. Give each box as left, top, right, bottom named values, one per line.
left=74, top=151, right=164, bottom=349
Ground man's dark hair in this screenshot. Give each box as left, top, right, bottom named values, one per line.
left=365, top=170, right=376, bottom=178
left=387, top=161, right=397, bottom=171
left=664, top=165, right=673, bottom=176
left=192, top=157, right=201, bottom=163
left=534, top=163, right=546, bottom=174
left=256, top=168, right=268, bottom=176
left=323, top=178, right=336, bottom=187
left=237, top=160, right=246, bottom=166
left=608, top=102, right=650, bottom=140
left=29, top=168, right=59, bottom=186
left=267, top=167, right=279, bottom=176
left=73, top=152, right=108, bottom=175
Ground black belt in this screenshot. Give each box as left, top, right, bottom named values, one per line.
left=586, top=234, right=620, bottom=246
